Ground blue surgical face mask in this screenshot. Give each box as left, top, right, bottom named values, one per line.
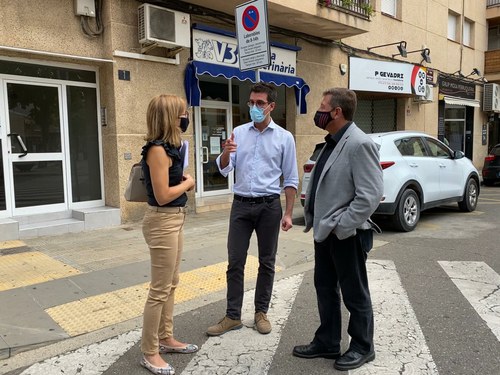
left=249, top=105, right=268, bottom=123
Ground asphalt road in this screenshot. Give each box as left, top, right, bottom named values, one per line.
left=5, top=186, right=500, bottom=375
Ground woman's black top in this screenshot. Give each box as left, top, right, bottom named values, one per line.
left=141, top=140, right=187, bottom=207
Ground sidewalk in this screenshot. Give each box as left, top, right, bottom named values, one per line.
left=0, top=202, right=315, bottom=360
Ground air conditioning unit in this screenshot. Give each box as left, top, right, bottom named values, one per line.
left=413, top=84, right=434, bottom=103
left=138, top=4, right=190, bottom=50
left=483, top=83, right=500, bottom=113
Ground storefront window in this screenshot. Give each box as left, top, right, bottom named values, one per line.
left=67, top=86, right=102, bottom=202
left=444, top=106, right=466, bottom=151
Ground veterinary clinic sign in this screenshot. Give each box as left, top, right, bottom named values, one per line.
left=192, top=29, right=297, bottom=76
left=349, top=57, right=427, bottom=95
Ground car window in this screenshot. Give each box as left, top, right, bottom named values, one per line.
left=310, top=142, right=326, bottom=161
left=491, top=146, right=500, bottom=156
left=395, top=137, right=427, bottom=157
left=425, top=137, right=452, bottom=158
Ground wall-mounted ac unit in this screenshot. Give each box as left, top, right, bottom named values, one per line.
left=413, top=84, right=434, bottom=103
left=138, top=4, right=190, bottom=49
left=483, top=83, right=500, bottom=113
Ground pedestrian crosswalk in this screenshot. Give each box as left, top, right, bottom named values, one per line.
left=11, top=259, right=500, bottom=375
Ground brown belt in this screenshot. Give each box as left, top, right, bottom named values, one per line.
left=147, top=205, right=186, bottom=213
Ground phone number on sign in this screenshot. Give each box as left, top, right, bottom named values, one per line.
left=388, top=85, right=404, bottom=91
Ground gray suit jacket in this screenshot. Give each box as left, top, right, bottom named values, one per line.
left=304, top=123, right=384, bottom=242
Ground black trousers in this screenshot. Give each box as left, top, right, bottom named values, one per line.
left=312, top=229, right=374, bottom=354
left=226, top=198, right=282, bottom=319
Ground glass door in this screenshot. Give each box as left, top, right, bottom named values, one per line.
left=2, top=80, right=67, bottom=215
left=444, top=106, right=466, bottom=152
left=195, top=101, right=233, bottom=197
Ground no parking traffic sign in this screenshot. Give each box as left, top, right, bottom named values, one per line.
left=235, top=0, right=271, bottom=71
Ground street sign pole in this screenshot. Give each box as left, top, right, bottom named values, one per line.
left=235, top=0, right=271, bottom=82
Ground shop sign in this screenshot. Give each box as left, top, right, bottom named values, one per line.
left=437, top=75, right=475, bottom=100
left=426, top=68, right=434, bottom=85
left=349, top=57, right=427, bottom=95
left=192, top=29, right=296, bottom=76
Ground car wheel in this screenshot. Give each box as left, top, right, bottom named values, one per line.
left=392, top=189, right=420, bottom=232
left=458, top=178, right=478, bottom=212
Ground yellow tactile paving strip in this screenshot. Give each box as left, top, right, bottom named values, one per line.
left=0, top=251, right=81, bottom=292
left=0, top=240, right=26, bottom=250
left=46, top=255, right=281, bottom=337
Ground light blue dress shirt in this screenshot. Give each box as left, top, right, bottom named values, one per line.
left=216, top=120, right=299, bottom=197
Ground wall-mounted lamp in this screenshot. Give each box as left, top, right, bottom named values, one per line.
left=420, top=48, right=431, bottom=63
left=465, top=68, right=481, bottom=78
left=393, top=48, right=431, bottom=63
left=368, top=41, right=407, bottom=57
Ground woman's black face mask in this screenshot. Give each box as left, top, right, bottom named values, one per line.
left=180, top=117, right=189, bottom=133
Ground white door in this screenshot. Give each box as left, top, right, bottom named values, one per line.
left=194, top=101, right=233, bottom=197
left=0, top=79, right=67, bottom=216
left=425, top=137, right=464, bottom=199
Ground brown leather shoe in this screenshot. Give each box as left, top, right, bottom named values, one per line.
left=255, top=312, right=272, bottom=334
left=206, top=316, right=242, bottom=336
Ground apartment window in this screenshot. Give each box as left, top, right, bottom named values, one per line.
left=381, top=0, right=397, bottom=17
left=488, top=26, right=500, bottom=50
left=448, top=12, right=459, bottom=41
left=463, top=18, right=474, bottom=47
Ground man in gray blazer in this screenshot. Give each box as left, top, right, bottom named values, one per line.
left=293, top=88, right=383, bottom=371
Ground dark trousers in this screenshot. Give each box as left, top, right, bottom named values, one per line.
left=313, top=229, right=374, bottom=354
left=226, top=199, right=282, bottom=319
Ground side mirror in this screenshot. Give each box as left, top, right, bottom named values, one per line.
left=453, top=150, right=465, bottom=159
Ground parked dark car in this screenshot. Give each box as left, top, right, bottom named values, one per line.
left=482, top=144, right=500, bottom=186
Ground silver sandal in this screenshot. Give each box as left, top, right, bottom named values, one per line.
left=140, top=355, right=175, bottom=375
left=159, top=343, right=199, bottom=354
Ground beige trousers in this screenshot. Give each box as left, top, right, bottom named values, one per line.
left=141, top=206, right=186, bottom=355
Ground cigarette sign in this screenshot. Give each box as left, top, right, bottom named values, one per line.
left=235, top=0, right=271, bottom=71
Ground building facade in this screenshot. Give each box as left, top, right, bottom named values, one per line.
left=0, top=0, right=489, bottom=239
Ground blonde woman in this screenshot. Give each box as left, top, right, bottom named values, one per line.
left=140, top=94, right=197, bottom=375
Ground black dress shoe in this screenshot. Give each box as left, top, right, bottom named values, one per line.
left=292, top=342, right=340, bottom=359
left=334, top=349, right=375, bottom=370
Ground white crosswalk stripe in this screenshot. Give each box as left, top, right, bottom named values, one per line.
left=438, top=261, right=500, bottom=342
left=19, top=330, right=141, bottom=375
left=180, top=274, right=303, bottom=375
left=11, top=261, right=500, bottom=375
left=361, top=260, right=438, bottom=374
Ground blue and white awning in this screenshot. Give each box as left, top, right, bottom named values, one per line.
left=184, top=61, right=310, bottom=114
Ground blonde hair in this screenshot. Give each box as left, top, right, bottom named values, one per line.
left=145, top=94, right=186, bottom=147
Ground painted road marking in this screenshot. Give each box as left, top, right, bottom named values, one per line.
left=362, top=260, right=439, bottom=374
left=46, top=255, right=274, bottom=336
left=439, top=261, right=500, bottom=342
left=181, top=274, right=304, bottom=375
left=0, top=240, right=25, bottom=250
left=0, top=251, right=80, bottom=292
left=19, top=330, right=141, bottom=375
left=17, top=274, right=301, bottom=375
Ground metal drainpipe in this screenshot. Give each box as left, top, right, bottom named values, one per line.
left=459, top=0, right=465, bottom=72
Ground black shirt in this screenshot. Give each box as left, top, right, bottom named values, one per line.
left=308, top=122, right=352, bottom=213
left=141, top=140, right=187, bottom=207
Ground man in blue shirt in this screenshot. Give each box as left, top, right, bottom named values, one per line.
left=207, top=82, right=298, bottom=336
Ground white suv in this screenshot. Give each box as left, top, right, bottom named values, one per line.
left=300, top=131, right=480, bottom=231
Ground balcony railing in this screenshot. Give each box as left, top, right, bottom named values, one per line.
left=487, top=0, right=500, bottom=7
left=318, top=0, right=374, bottom=19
